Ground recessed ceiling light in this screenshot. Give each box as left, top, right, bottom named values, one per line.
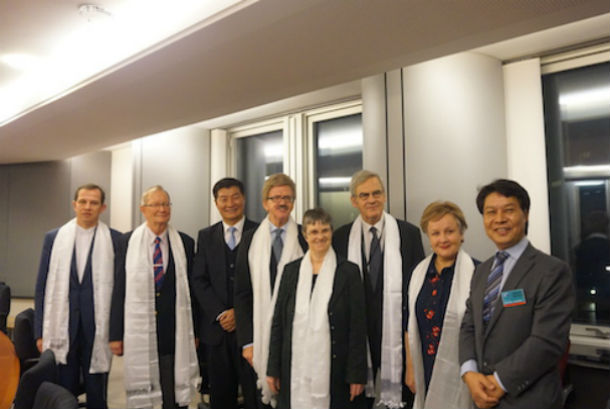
left=78, top=4, right=112, bottom=22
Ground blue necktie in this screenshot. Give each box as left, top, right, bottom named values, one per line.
left=153, top=236, right=164, bottom=290
left=227, top=226, right=237, bottom=250
left=272, top=229, right=283, bottom=263
left=482, top=251, right=509, bottom=324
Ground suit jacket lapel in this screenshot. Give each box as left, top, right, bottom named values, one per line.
left=485, top=244, right=536, bottom=337
left=211, top=222, right=229, bottom=305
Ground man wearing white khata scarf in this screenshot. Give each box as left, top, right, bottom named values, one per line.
left=35, top=183, right=121, bottom=409
left=110, top=185, right=200, bottom=409
left=333, top=170, right=425, bottom=409
left=234, top=173, right=308, bottom=408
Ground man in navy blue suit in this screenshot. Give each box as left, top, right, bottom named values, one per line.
left=35, top=183, right=121, bottom=409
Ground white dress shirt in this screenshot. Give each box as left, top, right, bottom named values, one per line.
left=145, top=227, right=169, bottom=273
left=75, top=225, right=96, bottom=283
left=223, top=217, right=245, bottom=248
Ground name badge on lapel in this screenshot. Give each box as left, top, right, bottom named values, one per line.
left=501, top=289, right=526, bottom=307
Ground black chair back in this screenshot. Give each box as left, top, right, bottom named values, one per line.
left=12, top=308, right=40, bottom=373
left=0, top=281, right=10, bottom=334
left=13, top=349, right=58, bottom=409
left=32, top=381, right=79, bottom=409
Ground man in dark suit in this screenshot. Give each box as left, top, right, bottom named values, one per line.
left=332, top=170, right=424, bottom=409
left=110, top=185, right=200, bottom=409
left=234, top=173, right=307, bottom=408
left=459, top=179, right=574, bottom=409
left=192, top=178, right=259, bottom=409
left=34, top=183, right=121, bottom=409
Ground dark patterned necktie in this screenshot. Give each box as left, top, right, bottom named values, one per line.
left=153, top=236, right=164, bottom=290
left=482, top=251, right=509, bottom=324
left=369, top=226, right=382, bottom=291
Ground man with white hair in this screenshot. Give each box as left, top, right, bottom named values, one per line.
left=333, top=170, right=424, bottom=409
left=110, top=185, right=200, bottom=409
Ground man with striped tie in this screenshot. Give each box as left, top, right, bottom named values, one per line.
left=110, top=185, right=200, bottom=409
left=459, top=179, right=574, bottom=409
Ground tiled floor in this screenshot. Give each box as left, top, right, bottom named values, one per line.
left=10, top=299, right=202, bottom=409
left=106, top=355, right=202, bottom=409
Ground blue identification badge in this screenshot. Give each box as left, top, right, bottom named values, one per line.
left=501, top=289, right=526, bottom=307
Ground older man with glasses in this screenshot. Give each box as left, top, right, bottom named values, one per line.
left=333, top=170, right=424, bottom=409
left=110, top=185, right=200, bottom=409
left=234, top=173, right=308, bottom=408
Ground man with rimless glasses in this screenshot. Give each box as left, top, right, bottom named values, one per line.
left=333, top=170, right=424, bottom=409
left=234, top=173, right=307, bottom=408
left=110, top=185, right=200, bottom=409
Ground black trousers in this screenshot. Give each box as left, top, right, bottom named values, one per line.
left=207, top=331, right=259, bottom=409
left=58, top=324, right=108, bottom=409
left=159, top=354, right=188, bottom=409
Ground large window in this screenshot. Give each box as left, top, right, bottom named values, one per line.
left=227, top=101, right=362, bottom=225
left=543, top=60, right=610, bottom=327
left=234, top=128, right=284, bottom=222
left=306, top=103, right=363, bottom=228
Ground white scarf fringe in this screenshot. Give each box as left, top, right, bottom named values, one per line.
left=347, top=212, right=404, bottom=408
left=43, top=219, right=114, bottom=373
left=408, top=250, right=475, bottom=409
left=123, top=223, right=200, bottom=409
left=249, top=217, right=304, bottom=408
left=290, top=249, right=336, bottom=409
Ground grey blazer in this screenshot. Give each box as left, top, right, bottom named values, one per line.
left=459, top=243, right=574, bottom=409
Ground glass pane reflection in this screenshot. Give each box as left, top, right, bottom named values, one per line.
left=314, top=114, right=363, bottom=228
left=234, top=130, right=283, bottom=222
left=543, top=62, right=610, bottom=326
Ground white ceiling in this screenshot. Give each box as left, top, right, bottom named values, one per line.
left=0, top=0, right=608, bottom=164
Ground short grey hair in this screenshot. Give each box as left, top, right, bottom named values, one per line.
left=350, top=170, right=384, bottom=197
left=302, top=208, right=333, bottom=234
left=140, top=185, right=171, bottom=206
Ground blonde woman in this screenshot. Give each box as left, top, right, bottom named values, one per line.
left=405, top=201, right=476, bottom=409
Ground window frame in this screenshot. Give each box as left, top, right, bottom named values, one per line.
left=540, top=44, right=610, bottom=368
left=222, top=99, right=363, bottom=221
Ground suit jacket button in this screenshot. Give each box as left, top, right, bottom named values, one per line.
left=332, top=354, right=336, bottom=359
left=331, top=326, right=335, bottom=330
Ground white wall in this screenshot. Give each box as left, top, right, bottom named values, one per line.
left=110, top=145, right=133, bottom=233
left=503, top=58, right=551, bottom=252
left=133, top=126, right=211, bottom=240
left=403, top=52, right=508, bottom=260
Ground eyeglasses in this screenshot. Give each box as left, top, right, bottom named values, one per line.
left=142, top=202, right=172, bottom=208
left=267, top=195, right=294, bottom=203
left=357, top=190, right=383, bottom=200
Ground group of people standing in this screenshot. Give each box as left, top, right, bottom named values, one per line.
left=34, top=170, right=574, bottom=409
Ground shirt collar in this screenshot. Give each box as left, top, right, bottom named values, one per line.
left=361, top=213, right=385, bottom=234
left=145, top=226, right=168, bottom=243
left=269, top=222, right=287, bottom=234
left=498, top=236, right=529, bottom=261
left=76, top=224, right=96, bottom=234
left=426, top=253, right=456, bottom=277
left=223, top=217, right=245, bottom=234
